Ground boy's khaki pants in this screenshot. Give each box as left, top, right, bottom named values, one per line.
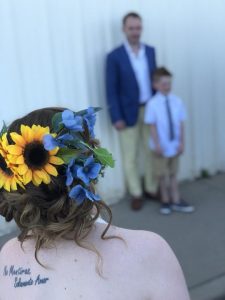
left=119, top=107, right=157, bottom=197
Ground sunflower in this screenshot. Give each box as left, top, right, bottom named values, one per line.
left=0, top=132, right=9, bottom=157
left=7, top=125, right=64, bottom=186
left=0, top=133, right=24, bottom=191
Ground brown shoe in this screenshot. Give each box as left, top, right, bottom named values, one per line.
left=131, top=197, right=143, bottom=211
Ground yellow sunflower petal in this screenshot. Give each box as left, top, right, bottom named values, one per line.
left=0, top=135, right=9, bottom=152
left=32, top=171, right=42, bottom=186
left=7, top=145, right=23, bottom=155
left=10, top=178, right=18, bottom=191
left=49, top=156, right=64, bottom=165
left=17, top=179, right=25, bottom=189
left=44, top=163, right=58, bottom=176
left=23, top=169, right=32, bottom=185
left=31, top=124, right=38, bottom=131
left=1, top=133, right=8, bottom=143
left=0, top=149, right=5, bottom=157
left=10, top=132, right=26, bottom=147
left=33, top=125, right=50, bottom=141
left=0, top=175, right=6, bottom=188
left=16, top=155, right=24, bottom=164
left=43, top=174, right=51, bottom=184
left=18, top=164, right=28, bottom=175
left=4, top=179, right=11, bottom=192
left=7, top=154, right=18, bottom=164
left=21, top=125, right=34, bottom=143
left=49, top=147, right=59, bottom=156
left=37, top=169, right=51, bottom=184
left=32, top=176, right=41, bottom=186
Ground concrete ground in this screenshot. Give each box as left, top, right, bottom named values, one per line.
left=1, top=174, right=225, bottom=299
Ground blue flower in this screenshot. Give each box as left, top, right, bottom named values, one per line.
left=43, top=133, right=73, bottom=151
left=77, top=156, right=101, bottom=185
left=84, top=107, right=96, bottom=138
left=43, top=134, right=59, bottom=151
left=69, top=184, right=100, bottom=205
left=62, top=110, right=84, bottom=132
left=66, top=159, right=78, bottom=186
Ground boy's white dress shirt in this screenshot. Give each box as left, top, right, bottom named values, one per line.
left=144, top=92, right=186, bottom=157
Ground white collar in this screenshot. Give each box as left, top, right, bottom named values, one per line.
left=156, top=91, right=173, bottom=100
left=124, top=39, right=145, bottom=56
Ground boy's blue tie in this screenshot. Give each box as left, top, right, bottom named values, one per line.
left=165, top=96, right=175, bottom=140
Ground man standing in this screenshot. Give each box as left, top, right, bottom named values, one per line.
left=106, top=12, right=157, bottom=210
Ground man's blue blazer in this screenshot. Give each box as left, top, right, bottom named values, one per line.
left=106, top=44, right=156, bottom=126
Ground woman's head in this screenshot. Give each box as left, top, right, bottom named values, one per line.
left=0, top=107, right=114, bottom=265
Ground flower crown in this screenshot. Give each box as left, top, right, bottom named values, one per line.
left=0, top=107, right=114, bottom=205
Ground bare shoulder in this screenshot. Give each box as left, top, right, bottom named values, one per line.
left=1, top=237, right=19, bottom=250
left=115, top=226, right=183, bottom=265
left=125, top=229, right=178, bottom=262
left=99, top=224, right=172, bottom=261
left=104, top=226, right=190, bottom=300
left=0, top=237, right=19, bottom=260
left=109, top=225, right=168, bottom=252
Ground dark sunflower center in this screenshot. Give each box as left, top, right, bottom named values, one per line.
left=24, top=142, right=49, bottom=169
left=0, top=154, right=13, bottom=176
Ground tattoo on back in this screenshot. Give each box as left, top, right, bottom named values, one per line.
left=3, top=265, right=49, bottom=288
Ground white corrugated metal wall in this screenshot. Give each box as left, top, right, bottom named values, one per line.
left=0, top=0, right=225, bottom=208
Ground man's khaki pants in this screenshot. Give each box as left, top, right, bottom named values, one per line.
left=119, top=107, right=157, bottom=197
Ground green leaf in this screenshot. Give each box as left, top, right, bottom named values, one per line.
left=0, top=121, right=7, bottom=137
left=93, top=147, right=115, bottom=168
left=57, top=148, right=82, bottom=164
left=76, top=107, right=102, bottom=116
left=52, top=112, right=63, bottom=132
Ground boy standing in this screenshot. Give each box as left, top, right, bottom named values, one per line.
left=145, top=67, right=194, bottom=215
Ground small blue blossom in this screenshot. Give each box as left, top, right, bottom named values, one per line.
left=69, top=184, right=100, bottom=205
left=62, top=110, right=84, bottom=132
left=84, top=107, right=96, bottom=138
left=43, top=134, right=59, bottom=151
left=77, top=156, right=101, bottom=185
left=66, top=159, right=78, bottom=186
left=43, top=133, right=73, bottom=151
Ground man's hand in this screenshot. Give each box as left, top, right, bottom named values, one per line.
left=177, top=143, right=184, bottom=155
left=114, top=120, right=126, bottom=131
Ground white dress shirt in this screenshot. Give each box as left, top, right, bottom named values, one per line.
left=144, top=92, right=186, bottom=157
left=124, top=40, right=152, bottom=104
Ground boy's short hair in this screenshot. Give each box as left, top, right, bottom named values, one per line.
left=123, top=12, right=142, bottom=25
left=153, top=67, right=172, bottom=82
